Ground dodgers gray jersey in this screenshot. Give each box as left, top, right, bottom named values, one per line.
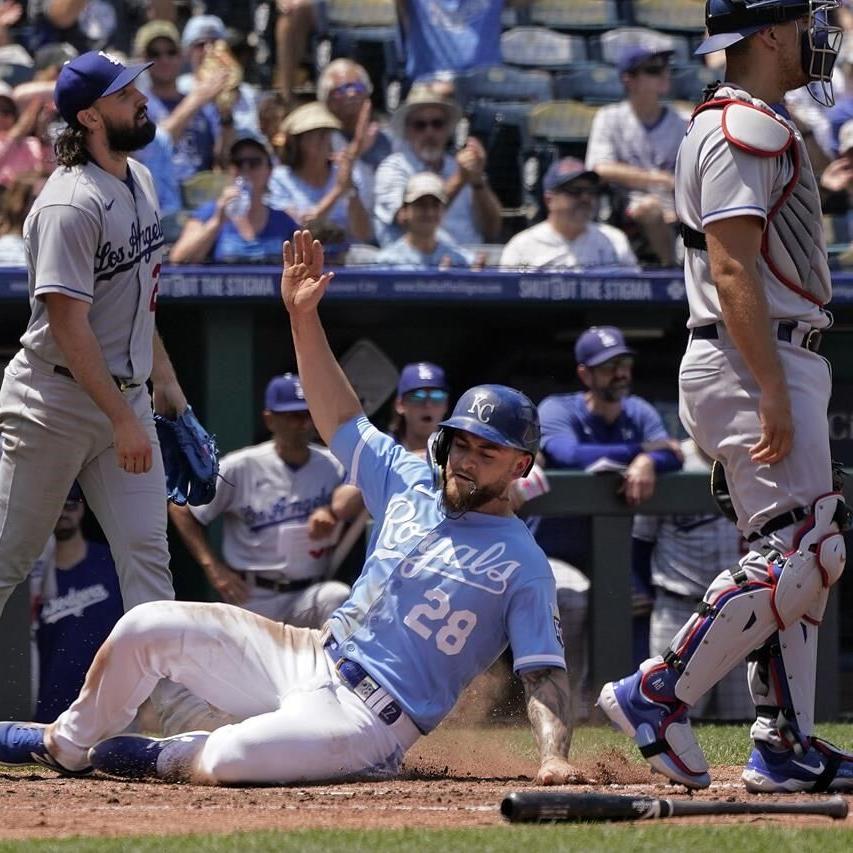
left=21, top=158, right=165, bottom=383
left=675, top=86, right=830, bottom=330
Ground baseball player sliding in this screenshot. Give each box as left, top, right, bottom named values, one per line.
left=0, top=231, right=583, bottom=788
left=0, top=51, right=216, bottom=734
left=599, top=0, right=853, bottom=793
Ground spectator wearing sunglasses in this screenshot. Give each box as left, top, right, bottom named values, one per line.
left=500, top=158, right=637, bottom=270
left=170, top=130, right=299, bottom=264
left=585, top=46, right=687, bottom=267
left=374, top=84, right=502, bottom=247
left=374, top=173, right=470, bottom=269
left=389, top=362, right=450, bottom=458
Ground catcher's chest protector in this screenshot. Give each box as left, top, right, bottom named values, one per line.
left=694, top=90, right=831, bottom=307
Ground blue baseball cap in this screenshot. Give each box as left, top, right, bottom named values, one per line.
left=574, top=326, right=635, bottom=367
left=264, top=373, right=309, bottom=412
left=398, top=362, right=447, bottom=396
left=543, top=157, right=600, bottom=192
left=181, top=14, right=226, bottom=49
left=617, top=45, right=674, bottom=74
left=54, top=50, right=152, bottom=126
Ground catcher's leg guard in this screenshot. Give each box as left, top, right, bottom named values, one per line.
left=670, top=494, right=847, bottom=707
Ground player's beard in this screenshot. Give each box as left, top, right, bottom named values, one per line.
left=441, top=472, right=506, bottom=517
left=599, top=381, right=630, bottom=403
left=104, top=114, right=157, bottom=153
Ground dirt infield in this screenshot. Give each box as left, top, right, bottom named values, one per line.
left=1, top=726, right=850, bottom=839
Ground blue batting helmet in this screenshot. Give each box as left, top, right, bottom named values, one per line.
left=431, top=384, right=540, bottom=477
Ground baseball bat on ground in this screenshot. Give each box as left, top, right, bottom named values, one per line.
left=500, top=791, right=849, bottom=823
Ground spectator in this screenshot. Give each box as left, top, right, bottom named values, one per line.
left=0, top=1, right=32, bottom=73
left=0, top=83, right=45, bottom=186
left=534, top=326, right=683, bottom=660
left=374, top=84, right=501, bottom=246
left=0, top=170, right=42, bottom=265
left=168, top=373, right=360, bottom=626
left=257, top=90, right=289, bottom=148
left=395, top=0, right=529, bottom=83
left=820, top=118, right=853, bottom=220
left=388, top=361, right=449, bottom=456
left=500, top=158, right=637, bottom=270
left=135, top=18, right=233, bottom=185
left=268, top=102, right=373, bottom=243
left=585, top=46, right=686, bottom=266
left=30, top=41, right=78, bottom=80
left=827, top=38, right=853, bottom=155
left=632, top=439, right=752, bottom=721
left=318, top=58, right=393, bottom=211
left=30, top=484, right=124, bottom=722
left=170, top=130, right=299, bottom=264
left=177, top=14, right=260, bottom=135
left=374, top=173, right=470, bottom=269
left=272, top=0, right=316, bottom=98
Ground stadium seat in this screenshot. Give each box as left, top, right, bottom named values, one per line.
left=320, top=0, right=396, bottom=28
left=180, top=172, right=230, bottom=211
left=632, top=0, right=706, bottom=34
left=454, top=65, right=553, bottom=111
left=670, top=62, right=719, bottom=103
left=501, top=27, right=587, bottom=70
left=553, top=64, right=624, bottom=104
left=528, top=0, right=623, bottom=31
left=527, top=100, right=600, bottom=145
left=600, top=27, right=689, bottom=65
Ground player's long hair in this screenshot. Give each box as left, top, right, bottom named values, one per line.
left=54, top=125, right=90, bottom=167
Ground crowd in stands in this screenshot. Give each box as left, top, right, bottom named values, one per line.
left=4, top=0, right=853, bottom=270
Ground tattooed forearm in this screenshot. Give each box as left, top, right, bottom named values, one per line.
left=521, top=667, right=572, bottom=762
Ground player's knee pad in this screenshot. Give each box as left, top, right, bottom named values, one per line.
left=770, top=494, right=846, bottom=629
left=667, top=550, right=780, bottom=707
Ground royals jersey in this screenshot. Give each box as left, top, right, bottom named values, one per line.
left=21, top=159, right=164, bottom=383
left=328, top=416, right=565, bottom=733
left=675, top=86, right=831, bottom=330
left=190, top=441, right=345, bottom=579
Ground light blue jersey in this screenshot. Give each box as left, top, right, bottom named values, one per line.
left=328, top=416, right=565, bottom=733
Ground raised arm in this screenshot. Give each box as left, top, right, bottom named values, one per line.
left=280, top=230, right=363, bottom=445
left=519, top=666, right=585, bottom=785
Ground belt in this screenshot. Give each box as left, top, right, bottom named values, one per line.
left=324, top=638, right=406, bottom=727
left=234, top=571, right=316, bottom=593
left=690, top=321, right=822, bottom=353
left=54, top=364, right=142, bottom=392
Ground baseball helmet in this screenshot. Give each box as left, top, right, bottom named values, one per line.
left=431, top=384, right=540, bottom=478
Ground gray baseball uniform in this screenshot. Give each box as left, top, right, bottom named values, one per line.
left=0, top=157, right=173, bottom=616
left=189, top=441, right=350, bottom=626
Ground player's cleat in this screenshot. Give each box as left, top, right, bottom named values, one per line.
left=597, top=659, right=711, bottom=789
left=89, top=732, right=208, bottom=781
left=0, top=721, right=91, bottom=776
left=742, top=737, right=853, bottom=793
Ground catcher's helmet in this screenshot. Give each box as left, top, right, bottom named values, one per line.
left=431, top=384, right=540, bottom=477
left=697, top=1, right=841, bottom=105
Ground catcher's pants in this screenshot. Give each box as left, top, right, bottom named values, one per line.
left=0, top=349, right=173, bottom=613
left=49, top=601, right=421, bottom=784
left=240, top=577, right=351, bottom=628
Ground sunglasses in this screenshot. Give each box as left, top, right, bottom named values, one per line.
left=0, top=106, right=15, bottom=117
left=409, top=117, right=447, bottom=132
left=634, top=64, right=669, bottom=76
left=331, top=81, right=368, bottom=98
left=404, top=389, right=449, bottom=405
left=147, top=47, right=179, bottom=59
left=232, top=156, right=265, bottom=169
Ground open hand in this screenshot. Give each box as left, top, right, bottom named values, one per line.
left=281, top=230, right=335, bottom=315
left=750, top=386, right=793, bottom=464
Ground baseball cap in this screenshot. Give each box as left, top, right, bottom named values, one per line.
left=66, top=482, right=84, bottom=502
left=398, top=362, right=448, bottom=396
left=574, top=326, right=635, bottom=367
left=230, top=128, right=275, bottom=162
left=264, top=373, right=309, bottom=412
left=54, top=50, right=152, bottom=126
left=181, top=14, right=226, bottom=49
left=403, top=172, right=448, bottom=205
left=617, top=45, right=673, bottom=74
left=543, top=157, right=600, bottom=193
left=134, top=20, right=181, bottom=58
left=281, top=101, right=342, bottom=136
left=34, top=42, right=78, bottom=73
left=839, top=119, right=853, bottom=155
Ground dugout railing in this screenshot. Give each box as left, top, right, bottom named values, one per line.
left=0, top=470, right=843, bottom=720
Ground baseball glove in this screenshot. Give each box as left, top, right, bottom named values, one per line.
left=154, top=406, right=219, bottom=506
left=196, top=39, right=243, bottom=114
